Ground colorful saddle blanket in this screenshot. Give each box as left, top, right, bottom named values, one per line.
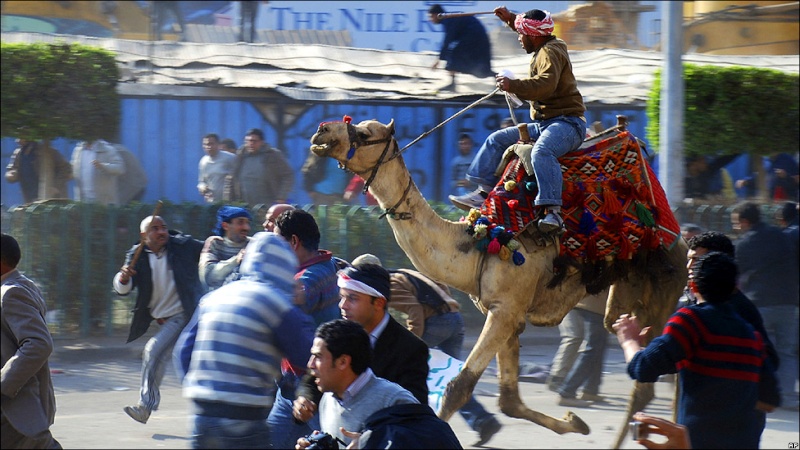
left=463, top=131, right=680, bottom=270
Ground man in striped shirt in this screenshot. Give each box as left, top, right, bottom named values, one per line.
left=613, top=252, right=769, bottom=449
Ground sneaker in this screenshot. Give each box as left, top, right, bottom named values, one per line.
left=474, top=417, right=502, bottom=446
left=557, top=396, right=592, bottom=408
left=124, top=405, right=150, bottom=424
left=538, top=211, right=564, bottom=233
left=579, top=392, right=605, bottom=403
left=449, top=188, right=488, bottom=211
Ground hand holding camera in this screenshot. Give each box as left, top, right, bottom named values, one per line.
left=630, top=412, right=692, bottom=449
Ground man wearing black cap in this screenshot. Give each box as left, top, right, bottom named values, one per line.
left=199, top=205, right=252, bottom=291
left=293, top=263, right=430, bottom=424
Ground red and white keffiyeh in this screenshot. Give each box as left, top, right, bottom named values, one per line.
left=514, top=11, right=554, bottom=37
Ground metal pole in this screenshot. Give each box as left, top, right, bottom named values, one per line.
left=660, top=2, right=685, bottom=210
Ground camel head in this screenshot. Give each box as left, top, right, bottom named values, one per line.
left=310, top=118, right=396, bottom=174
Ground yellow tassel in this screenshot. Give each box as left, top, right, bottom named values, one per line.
left=499, top=245, right=512, bottom=261
left=504, top=180, right=517, bottom=191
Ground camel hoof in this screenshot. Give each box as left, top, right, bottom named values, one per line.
left=562, top=411, right=591, bottom=435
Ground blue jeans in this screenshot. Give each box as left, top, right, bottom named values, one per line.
left=191, top=415, right=269, bottom=449
left=422, top=312, right=495, bottom=431
left=758, top=305, right=799, bottom=402
left=557, top=309, right=608, bottom=398
left=466, top=116, right=586, bottom=206
left=547, top=309, right=584, bottom=387
left=266, top=386, right=320, bottom=449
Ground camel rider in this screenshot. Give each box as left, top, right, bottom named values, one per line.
left=449, top=7, right=586, bottom=233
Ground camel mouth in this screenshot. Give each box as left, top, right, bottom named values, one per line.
left=309, top=143, right=329, bottom=156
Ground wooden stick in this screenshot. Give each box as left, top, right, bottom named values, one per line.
left=437, top=11, right=495, bottom=19
left=127, top=200, right=163, bottom=269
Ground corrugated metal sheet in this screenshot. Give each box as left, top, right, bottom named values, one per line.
left=3, top=31, right=797, bottom=105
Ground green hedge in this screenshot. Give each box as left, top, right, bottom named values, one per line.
left=646, top=64, right=799, bottom=157
left=1, top=42, right=120, bottom=141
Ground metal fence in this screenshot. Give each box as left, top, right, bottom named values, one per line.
left=0, top=200, right=783, bottom=338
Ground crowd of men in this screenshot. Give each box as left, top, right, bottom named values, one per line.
left=3, top=2, right=798, bottom=449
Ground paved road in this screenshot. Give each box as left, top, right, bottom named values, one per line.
left=48, top=326, right=799, bottom=449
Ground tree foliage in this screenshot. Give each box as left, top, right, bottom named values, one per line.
left=1, top=42, right=120, bottom=142
left=646, top=64, right=799, bottom=157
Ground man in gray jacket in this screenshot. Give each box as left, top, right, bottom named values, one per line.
left=234, top=128, right=294, bottom=206
left=1, top=233, right=61, bottom=449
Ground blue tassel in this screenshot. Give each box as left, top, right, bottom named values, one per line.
left=346, top=146, right=356, bottom=160
left=490, top=227, right=503, bottom=238
left=512, top=250, right=525, bottom=265
left=525, top=181, right=537, bottom=191
left=578, top=208, right=597, bottom=236
left=475, top=217, right=490, bottom=226
left=475, top=237, right=490, bottom=252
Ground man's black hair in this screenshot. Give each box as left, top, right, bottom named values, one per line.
left=316, top=319, right=372, bottom=375
left=692, top=251, right=737, bottom=304
left=687, top=231, right=735, bottom=258
left=428, top=4, right=444, bottom=15
left=275, top=209, right=320, bottom=251
left=0, top=233, right=21, bottom=268
left=732, top=201, right=761, bottom=225
left=524, top=9, right=547, bottom=21
left=203, top=133, right=219, bottom=142
left=346, top=262, right=392, bottom=303
left=245, top=128, right=264, bottom=140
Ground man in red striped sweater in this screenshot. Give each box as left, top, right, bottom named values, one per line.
left=613, top=251, right=769, bottom=449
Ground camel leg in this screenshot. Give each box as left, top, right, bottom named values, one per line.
left=495, top=320, right=591, bottom=435
left=439, top=308, right=514, bottom=421
left=610, top=380, right=655, bottom=449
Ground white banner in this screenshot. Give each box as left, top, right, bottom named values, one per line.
left=426, top=348, right=464, bottom=414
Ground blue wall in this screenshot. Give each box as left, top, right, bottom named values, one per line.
left=2, top=96, right=664, bottom=209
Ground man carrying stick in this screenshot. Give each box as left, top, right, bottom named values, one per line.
left=448, top=6, right=586, bottom=234
left=113, top=213, right=204, bottom=424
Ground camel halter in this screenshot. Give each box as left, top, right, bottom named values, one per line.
left=326, top=88, right=502, bottom=220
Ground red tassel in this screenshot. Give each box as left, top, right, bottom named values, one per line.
left=343, top=115, right=352, bottom=124
left=587, top=234, right=599, bottom=260
left=636, top=183, right=651, bottom=202
left=600, top=188, right=622, bottom=216
left=642, top=227, right=661, bottom=250
left=618, top=231, right=633, bottom=259
left=606, top=212, right=624, bottom=233
left=487, top=238, right=502, bottom=254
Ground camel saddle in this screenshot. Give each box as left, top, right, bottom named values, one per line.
left=463, top=121, right=680, bottom=292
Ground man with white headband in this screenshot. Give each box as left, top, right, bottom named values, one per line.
left=292, top=263, right=430, bottom=426
left=449, top=6, right=587, bottom=234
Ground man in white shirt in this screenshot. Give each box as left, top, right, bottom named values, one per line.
left=197, top=133, right=236, bottom=203
left=113, top=215, right=204, bottom=424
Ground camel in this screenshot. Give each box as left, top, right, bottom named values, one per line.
left=310, top=118, right=688, bottom=446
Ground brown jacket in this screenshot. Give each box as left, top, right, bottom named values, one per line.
left=388, top=269, right=460, bottom=338
left=508, top=36, right=585, bottom=121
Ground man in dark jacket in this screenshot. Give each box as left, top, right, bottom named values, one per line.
left=732, top=202, right=799, bottom=411
left=428, top=4, right=493, bottom=90
left=113, top=215, right=204, bottom=424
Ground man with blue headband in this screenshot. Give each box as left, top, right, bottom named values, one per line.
left=199, top=205, right=252, bottom=291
